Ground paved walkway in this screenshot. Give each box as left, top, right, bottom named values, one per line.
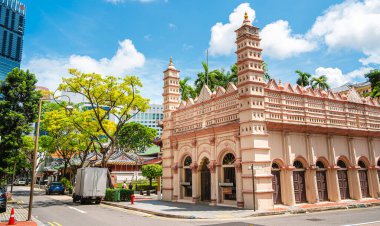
left=103, top=197, right=380, bottom=219
left=0, top=201, right=28, bottom=222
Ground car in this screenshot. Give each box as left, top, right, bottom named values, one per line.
left=46, top=182, right=65, bottom=195
left=0, top=186, right=7, bottom=213
left=13, top=179, right=26, bottom=186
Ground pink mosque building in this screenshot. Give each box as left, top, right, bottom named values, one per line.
left=160, top=13, right=380, bottom=210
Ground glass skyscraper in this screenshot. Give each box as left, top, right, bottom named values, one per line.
left=0, top=0, right=25, bottom=81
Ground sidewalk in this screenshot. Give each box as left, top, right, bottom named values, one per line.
left=102, top=197, right=380, bottom=219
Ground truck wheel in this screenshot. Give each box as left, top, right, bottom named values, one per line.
left=95, top=199, right=101, bottom=204
left=80, top=198, right=86, bottom=205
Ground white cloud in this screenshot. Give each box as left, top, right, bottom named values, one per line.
left=208, top=3, right=255, bottom=56
left=105, top=0, right=155, bottom=4
left=315, top=66, right=373, bottom=88
left=23, top=39, right=145, bottom=91
left=169, top=23, right=176, bottom=29
left=308, top=0, right=380, bottom=65
left=261, top=20, right=316, bottom=59
left=182, top=43, right=193, bottom=51
left=106, top=0, right=124, bottom=3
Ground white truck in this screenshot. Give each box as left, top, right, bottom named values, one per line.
left=73, top=168, right=107, bottom=204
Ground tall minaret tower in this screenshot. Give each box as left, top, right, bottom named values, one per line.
left=161, top=57, right=180, bottom=201
left=235, top=13, right=272, bottom=210
left=162, top=57, right=180, bottom=122
left=236, top=13, right=266, bottom=136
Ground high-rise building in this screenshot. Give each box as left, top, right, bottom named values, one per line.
left=0, top=0, right=26, bottom=81
left=130, top=104, right=164, bottom=137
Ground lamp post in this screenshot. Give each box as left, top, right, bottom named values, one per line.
left=27, top=95, right=73, bottom=221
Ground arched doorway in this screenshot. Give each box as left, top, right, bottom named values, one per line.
left=293, top=160, right=307, bottom=203
left=378, top=159, right=380, bottom=184
left=271, top=162, right=282, bottom=204
left=358, top=160, right=369, bottom=198
left=200, top=158, right=211, bottom=201
left=183, top=156, right=192, bottom=198
left=337, top=159, right=350, bottom=199
left=316, top=160, right=328, bottom=201
left=221, top=153, right=236, bottom=201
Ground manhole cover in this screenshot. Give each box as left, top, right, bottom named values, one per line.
left=306, top=218, right=324, bottom=222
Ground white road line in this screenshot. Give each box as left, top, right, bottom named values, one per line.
left=68, top=206, right=87, bottom=214
left=343, top=221, right=380, bottom=226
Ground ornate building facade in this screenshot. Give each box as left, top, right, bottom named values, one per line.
left=161, top=13, right=380, bottom=210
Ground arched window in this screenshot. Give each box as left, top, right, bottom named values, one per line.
left=316, top=161, right=325, bottom=169
left=222, top=153, right=236, bottom=201
left=337, top=160, right=347, bottom=168
left=272, top=163, right=280, bottom=170
left=223, top=153, right=236, bottom=165
left=293, top=160, right=304, bottom=169
left=183, top=156, right=192, bottom=197
left=358, top=160, right=366, bottom=168
left=184, top=156, right=192, bottom=167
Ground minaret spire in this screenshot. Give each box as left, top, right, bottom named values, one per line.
left=243, top=11, right=251, bottom=26
left=168, top=56, right=176, bottom=70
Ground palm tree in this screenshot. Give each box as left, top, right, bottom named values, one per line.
left=311, top=75, right=330, bottom=90
left=365, top=69, right=380, bottom=97
left=295, top=70, right=311, bottom=87
left=179, top=77, right=196, bottom=101
left=194, top=61, right=218, bottom=95
left=262, top=61, right=271, bottom=82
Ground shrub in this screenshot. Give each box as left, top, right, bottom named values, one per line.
left=61, top=177, right=73, bottom=192
left=105, top=188, right=120, bottom=202
left=119, top=189, right=134, bottom=201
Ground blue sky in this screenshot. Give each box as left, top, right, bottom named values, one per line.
left=22, top=0, right=380, bottom=103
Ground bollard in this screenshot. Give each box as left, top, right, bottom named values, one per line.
left=131, top=194, right=135, bottom=205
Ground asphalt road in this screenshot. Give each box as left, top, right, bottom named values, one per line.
left=12, top=186, right=380, bottom=226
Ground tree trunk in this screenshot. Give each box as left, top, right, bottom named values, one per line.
left=149, top=178, right=152, bottom=190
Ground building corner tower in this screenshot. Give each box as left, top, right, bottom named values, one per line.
left=235, top=13, right=273, bottom=209
left=161, top=57, right=180, bottom=201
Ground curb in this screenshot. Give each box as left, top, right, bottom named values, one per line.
left=102, top=201, right=380, bottom=220
left=101, top=201, right=202, bottom=219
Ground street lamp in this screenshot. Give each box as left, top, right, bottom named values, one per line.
left=27, top=94, right=73, bottom=221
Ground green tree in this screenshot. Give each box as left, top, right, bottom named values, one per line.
left=179, top=77, right=196, bottom=101
left=215, top=64, right=238, bottom=89
left=311, top=75, right=330, bottom=90
left=141, top=164, right=162, bottom=189
left=0, top=68, right=41, bottom=180
left=58, top=69, right=149, bottom=167
left=194, top=61, right=219, bottom=94
left=365, top=69, right=380, bottom=97
left=118, top=122, right=157, bottom=153
left=262, top=61, right=271, bottom=82
left=295, top=70, right=311, bottom=87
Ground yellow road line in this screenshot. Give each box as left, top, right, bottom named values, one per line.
left=47, top=222, right=56, bottom=226
left=53, top=221, right=62, bottom=226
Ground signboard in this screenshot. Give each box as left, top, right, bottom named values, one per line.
left=248, top=165, right=265, bottom=170
left=222, top=187, right=233, bottom=194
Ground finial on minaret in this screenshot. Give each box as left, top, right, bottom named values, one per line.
left=243, top=11, right=251, bottom=25
left=168, top=56, right=176, bottom=70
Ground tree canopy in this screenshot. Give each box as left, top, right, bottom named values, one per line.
left=118, top=122, right=157, bottom=153
left=0, top=68, right=41, bottom=179
left=365, top=69, right=380, bottom=98
left=141, top=164, right=162, bottom=189
left=58, top=69, right=150, bottom=167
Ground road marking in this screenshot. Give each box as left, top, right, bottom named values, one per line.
left=68, top=206, right=87, bottom=214
left=53, top=221, right=62, bottom=226
left=343, top=221, right=380, bottom=226
left=47, top=222, right=56, bottom=226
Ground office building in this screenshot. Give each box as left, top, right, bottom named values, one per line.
left=0, top=0, right=26, bottom=81
left=130, top=104, right=164, bottom=137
